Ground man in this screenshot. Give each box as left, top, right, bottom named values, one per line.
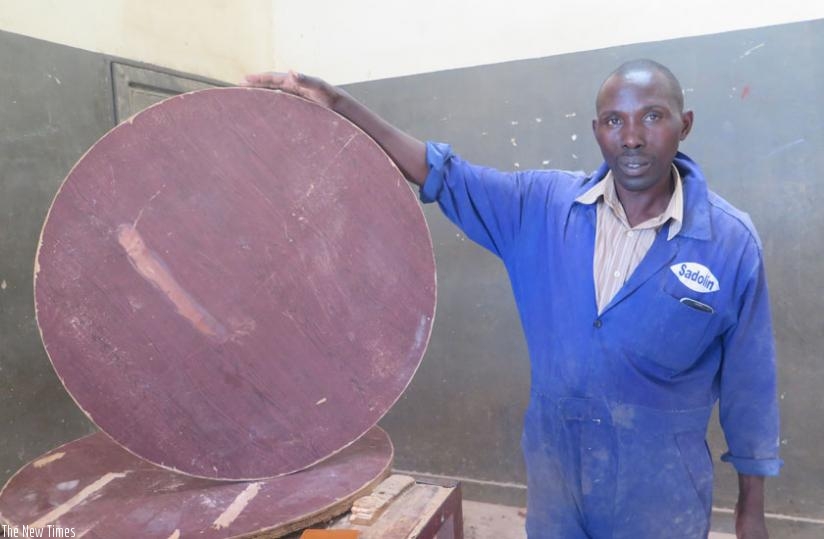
left=243, top=59, right=781, bottom=538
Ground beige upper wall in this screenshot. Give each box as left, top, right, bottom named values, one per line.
left=270, top=0, right=824, bottom=84
left=1, top=1, right=823, bottom=84
left=0, top=0, right=273, bottom=83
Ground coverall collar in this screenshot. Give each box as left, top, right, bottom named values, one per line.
left=572, top=151, right=712, bottom=242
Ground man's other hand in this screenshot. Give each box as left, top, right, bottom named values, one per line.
left=735, top=508, right=768, bottom=539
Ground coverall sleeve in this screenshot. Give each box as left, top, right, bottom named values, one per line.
left=719, top=239, right=783, bottom=476
left=419, top=141, right=528, bottom=259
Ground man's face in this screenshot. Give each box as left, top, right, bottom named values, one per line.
left=592, top=70, right=693, bottom=193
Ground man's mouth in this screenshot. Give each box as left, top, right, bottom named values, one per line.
left=618, top=157, right=651, bottom=175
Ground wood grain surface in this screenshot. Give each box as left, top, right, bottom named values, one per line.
left=0, top=427, right=393, bottom=538
left=33, top=88, right=436, bottom=479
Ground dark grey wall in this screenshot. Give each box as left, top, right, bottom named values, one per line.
left=351, top=19, right=824, bottom=521
left=0, top=30, right=113, bottom=480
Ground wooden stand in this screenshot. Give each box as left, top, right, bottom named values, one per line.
left=294, top=475, right=464, bottom=539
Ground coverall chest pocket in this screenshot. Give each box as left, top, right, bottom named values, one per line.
left=631, top=280, right=718, bottom=374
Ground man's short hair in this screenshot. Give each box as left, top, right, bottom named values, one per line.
left=598, top=59, right=685, bottom=112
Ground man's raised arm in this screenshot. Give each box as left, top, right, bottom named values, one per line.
left=242, top=71, right=428, bottom=186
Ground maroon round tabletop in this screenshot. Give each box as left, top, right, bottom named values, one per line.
left=34, top=88, right=436, bottom=480
left=0, top=427, right=393, bottom=538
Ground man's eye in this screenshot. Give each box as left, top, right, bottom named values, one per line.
left=606, top=117, right=620, bottom=126
left=645, top=112, right=661, bottom=121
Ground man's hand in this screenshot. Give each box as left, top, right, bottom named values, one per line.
left=735, top=474, right=769, bottom=538
left=735, top=509, right=768, bottom=539
left=240, top=69, right=428, bottom=185
left=241, top=71, right=340, bottom=110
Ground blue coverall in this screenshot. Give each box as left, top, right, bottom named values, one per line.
left=420, top=142, right=782, bottom=538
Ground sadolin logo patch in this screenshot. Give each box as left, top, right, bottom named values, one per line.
left=670, top=262, right=720, bottom=293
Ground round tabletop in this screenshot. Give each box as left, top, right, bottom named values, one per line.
left=34, top=88, right=435, bottom=480
left=0, top=427, right=393, bottom=537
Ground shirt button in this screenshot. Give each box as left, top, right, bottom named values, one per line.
left=613, top=270, right=621, bottom=278
left=593, top=319, right=603, bottom=328
left=627, top=230, right=635, bottom=237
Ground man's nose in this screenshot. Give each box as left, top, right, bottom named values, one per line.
left=621, top=122, right=644, bottom=149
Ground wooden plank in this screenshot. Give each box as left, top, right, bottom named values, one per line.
left=0, top=427, right=393, bottom=539
left=350, top=474, right=415, bottom=524
left=407, top=481, right=463, bottom=539
left=329, top=482, right=462, bottom=539
left=33, top=87, right=436, bottom=480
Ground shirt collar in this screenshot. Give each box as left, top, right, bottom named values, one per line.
left=574, top=165, right=684, bottom=240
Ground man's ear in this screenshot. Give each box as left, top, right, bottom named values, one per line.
left=680, top=110, right=694, bottom=141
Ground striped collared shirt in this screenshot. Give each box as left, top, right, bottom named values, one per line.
left=575, top=165, right=684, bottom=314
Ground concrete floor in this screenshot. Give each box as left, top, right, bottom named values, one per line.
left=461, top=501, right=824, bottom=538
left=463, top=500, right=527, bottom=539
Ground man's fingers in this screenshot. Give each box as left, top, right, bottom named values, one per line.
left=240, top=72, right=289, bottom=89
left=239, top=70, right=335, bottom=109
left=239, top=73, right=264, bottom=86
